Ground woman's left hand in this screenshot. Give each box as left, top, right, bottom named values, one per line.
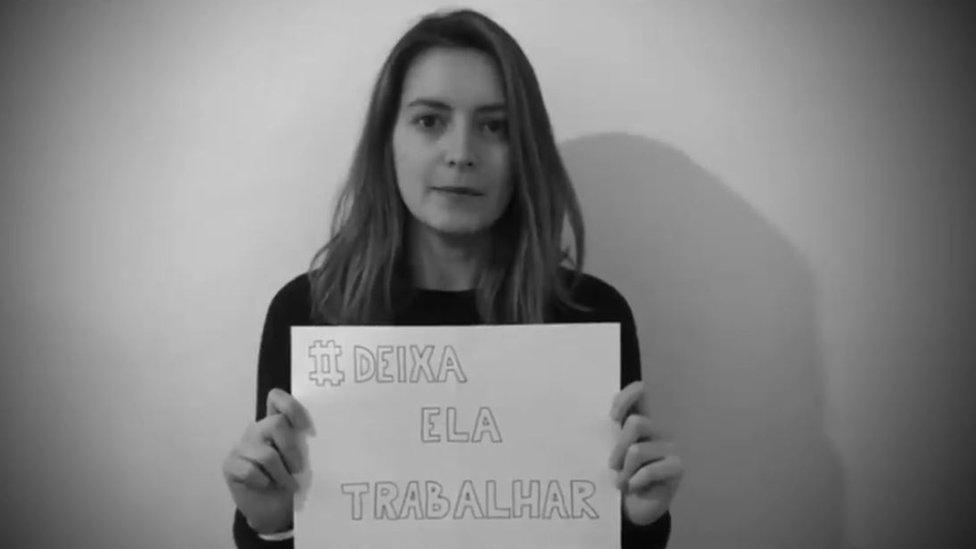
left=608, top=381, right=684, bottom=525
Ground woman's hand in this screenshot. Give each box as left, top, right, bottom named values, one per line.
left=222, top=388, right=315, bottom=534
left=608, top=381, right=684, bottom=526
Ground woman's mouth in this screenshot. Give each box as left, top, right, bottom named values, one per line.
left=432, top=186, right=484, bottom=196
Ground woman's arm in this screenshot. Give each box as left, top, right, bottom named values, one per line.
left=618, top=291, right=672, bottom=548
left=231, top=281, right=307, bottom=548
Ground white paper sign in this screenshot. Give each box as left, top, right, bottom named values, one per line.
left=291, top=324, right=620, bottom=549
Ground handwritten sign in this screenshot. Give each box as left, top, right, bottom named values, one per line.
left=291, top=324, right=620, bottom=549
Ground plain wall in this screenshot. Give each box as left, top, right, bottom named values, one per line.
left=2, top=1, right=974, bottom=547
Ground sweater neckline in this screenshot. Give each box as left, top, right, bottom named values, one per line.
left=413, top=287, right=476, bottom=297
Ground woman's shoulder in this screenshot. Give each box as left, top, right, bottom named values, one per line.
left=556, top=267, right=635, bottom=323
left=266, top=271, right=314, bottom=323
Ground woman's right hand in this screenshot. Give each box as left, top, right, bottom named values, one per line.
left=222, top=388, right=315, bottom=534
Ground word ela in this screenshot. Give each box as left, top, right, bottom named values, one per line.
left=421, top=406, right=502, bottom=443
left=307, top=341, right=467, bottom=387
left=339, top=479, right=599, bottom=521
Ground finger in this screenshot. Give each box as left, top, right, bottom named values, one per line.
left=262, top=416, right=304, bottom=475
left=267, top=388, right=315, bottom=435
left=610, top=381, right=644, bottom=424
left=223, top=452, right=273, bottom=490
left=238, top=442, right=299, bottom=492
left=608, top=414, right=656, bottom=470
left=616, top=440, right=673, bottom=488
left=627, top=455, right=684, bottom=492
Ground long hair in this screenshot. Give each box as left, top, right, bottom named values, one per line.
left=308, top=8, right=586, bottom=324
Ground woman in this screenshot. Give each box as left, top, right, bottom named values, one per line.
left=223, top=8, right=683, bottom=548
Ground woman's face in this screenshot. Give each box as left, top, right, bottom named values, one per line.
left=391, top=47, right=513, bottom=238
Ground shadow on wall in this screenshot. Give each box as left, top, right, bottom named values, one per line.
left=562, top=133, right=852, bottom=549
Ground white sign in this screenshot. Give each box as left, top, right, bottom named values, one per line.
left=291, top=324, right=620, bottom=549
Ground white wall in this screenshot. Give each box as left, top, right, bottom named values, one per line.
left=2, top=1, right=973, bottom=547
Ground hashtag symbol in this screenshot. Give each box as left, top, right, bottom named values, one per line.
left=307, top=340, right=344, bottom=387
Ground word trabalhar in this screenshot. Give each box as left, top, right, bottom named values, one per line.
left=339, top=479, right=599, bottom=521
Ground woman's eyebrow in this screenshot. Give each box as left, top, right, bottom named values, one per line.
left=405, top=97, right=506, bottom=113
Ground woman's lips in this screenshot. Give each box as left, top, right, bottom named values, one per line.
left=432, top=186, right=483, bottom=196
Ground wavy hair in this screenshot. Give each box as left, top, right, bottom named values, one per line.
left=308, top=8, right=586, bottom=324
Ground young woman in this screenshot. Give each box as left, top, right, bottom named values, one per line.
left=223, top=8, right=683, bottom=548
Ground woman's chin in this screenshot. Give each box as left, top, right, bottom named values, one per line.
left=423, top=218, right=494, bottom=240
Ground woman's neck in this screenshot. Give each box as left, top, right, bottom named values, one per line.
left=408, top=222, right=490, bottom=291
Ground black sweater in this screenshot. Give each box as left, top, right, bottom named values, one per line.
left=233, top=271, right=671, bottom=548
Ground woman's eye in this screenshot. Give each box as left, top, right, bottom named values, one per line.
left=482, top=119, right=508, bottom=137
left=414, top=114, right=442, bottom=130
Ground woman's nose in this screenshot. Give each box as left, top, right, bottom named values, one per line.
left=445, top=122, right=476, bottom=170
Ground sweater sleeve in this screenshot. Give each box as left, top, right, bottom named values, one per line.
left=232, top=280, right=304, bottom=548
left=234, top=509, right=293, bottom=549
left=254, top=280, right=301, bottom=421
left=617, top=287, right=672, bottom=548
